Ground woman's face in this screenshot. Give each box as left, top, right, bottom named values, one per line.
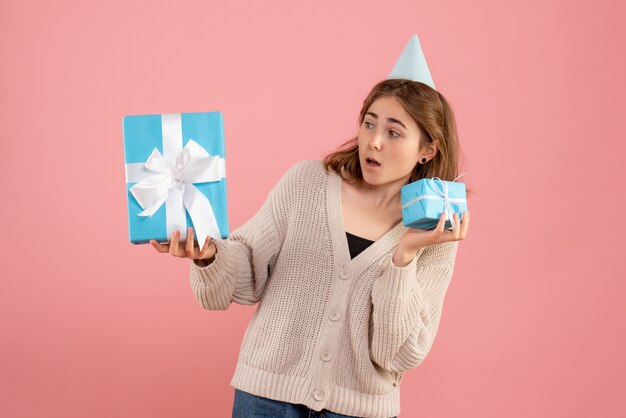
left=357, top=96, right=424, bottom=187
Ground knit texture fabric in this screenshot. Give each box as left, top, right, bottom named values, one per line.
left=189, top=159, right=458, bottom=418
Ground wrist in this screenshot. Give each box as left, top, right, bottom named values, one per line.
left=392, top=248, right=415, bottom=267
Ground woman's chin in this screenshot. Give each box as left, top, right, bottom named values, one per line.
left=361, top=174, right=381, bottom=187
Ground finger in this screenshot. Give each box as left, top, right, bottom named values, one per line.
left=199, top=237, right=213, bottom=259
left=150, top=239, right=169, bottom=253
left=460, top=210, right=470, bottom=239
left=169, top=229, right=180, bottom=256
left=452, top=213, right=461, bottom=240
left=185, top=227, right=195, bottom=257
left=202, top=237, right=217, bottom=258
left=434, top=212, right=446, bottom=235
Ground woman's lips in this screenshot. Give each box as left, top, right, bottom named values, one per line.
left=365, top=158, right=381, bottom=168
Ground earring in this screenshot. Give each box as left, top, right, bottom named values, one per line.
left=421, top=158, right=427, bottom=164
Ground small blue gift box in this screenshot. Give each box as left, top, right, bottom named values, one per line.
left=401, top=177, right=467, bottom=230
left=123, top=112, right=230, bottom=247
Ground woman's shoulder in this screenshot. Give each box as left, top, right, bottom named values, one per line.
left=280, top=159, right=329, bottom=185
left=267, top=160, right=327, bottom=200
left=288, top=159, right=326, bottom=173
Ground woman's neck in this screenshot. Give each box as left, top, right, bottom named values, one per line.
left=345, top=171, right=410, bottom=212
left=358, top=182, right=402, bottom=211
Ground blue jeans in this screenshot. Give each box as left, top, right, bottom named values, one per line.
left=232, top=388, right=398, bottom=418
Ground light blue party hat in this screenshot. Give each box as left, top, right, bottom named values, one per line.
left=387, top=33, right=436, bottom=90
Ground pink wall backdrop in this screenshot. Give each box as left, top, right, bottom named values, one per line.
left=1, top=0, right=625, bottom=416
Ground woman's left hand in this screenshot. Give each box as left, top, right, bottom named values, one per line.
left=393, top=211, right=470, bottom=267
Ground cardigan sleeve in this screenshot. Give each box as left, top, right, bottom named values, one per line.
left=369, top=240, right=458, bottom=373
left=187, top=162, right=300, bottom=310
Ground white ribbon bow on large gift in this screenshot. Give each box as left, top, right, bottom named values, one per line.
left=125, top=113, right=225, bottom=248
left=402, top=173, right=467, bottom=229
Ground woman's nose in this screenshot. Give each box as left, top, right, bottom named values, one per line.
left=368, top=132, right=383, bottom=150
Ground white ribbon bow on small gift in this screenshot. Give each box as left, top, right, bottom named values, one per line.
left=125, top=113, right=225, bottom=248
left=402, top=173, right=467, bottom=229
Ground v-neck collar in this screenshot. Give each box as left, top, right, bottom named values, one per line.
left=326, top=168, right=407, bottom=276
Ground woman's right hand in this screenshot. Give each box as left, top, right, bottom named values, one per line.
left=150, top=227, right=216, bottom=261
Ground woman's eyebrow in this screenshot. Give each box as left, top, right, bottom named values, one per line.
left=365, top=112, right=407, bottom=130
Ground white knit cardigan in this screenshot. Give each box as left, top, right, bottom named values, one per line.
left=189, top=159, right=458, bottom=418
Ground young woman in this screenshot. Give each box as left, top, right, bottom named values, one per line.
left=151, top=78, right=470, bottom=418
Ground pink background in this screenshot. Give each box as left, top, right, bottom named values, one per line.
left=1, top=0, right=625, bottom=417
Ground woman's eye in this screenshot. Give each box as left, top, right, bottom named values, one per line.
left=364, top=121, right=373, bottom=128
left=389, top=130, right=400, bottom=138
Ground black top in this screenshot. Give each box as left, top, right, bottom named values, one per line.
left=346, top=232, right=375, bottom=259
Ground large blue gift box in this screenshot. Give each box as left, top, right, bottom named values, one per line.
left=123, top=112, right=229, bottom=247
left=401, top=177, right=467, bottom=230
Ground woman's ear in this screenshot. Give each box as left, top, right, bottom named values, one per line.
left=420, top=142, right=438, bottom=161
